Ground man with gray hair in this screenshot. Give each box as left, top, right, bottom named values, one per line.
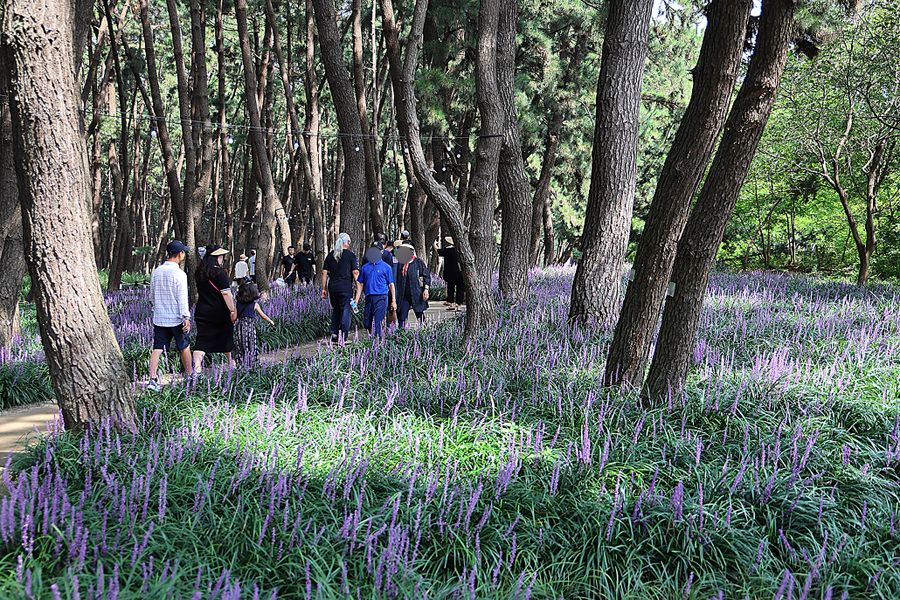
left=321, top=233, right=361, bottom=343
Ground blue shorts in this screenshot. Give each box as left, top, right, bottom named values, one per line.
left=153, top=325, right=190, bottom=352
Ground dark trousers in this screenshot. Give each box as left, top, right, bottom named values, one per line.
left=446, top=278, right=466, bottom=305
left=363, top=294, right=388, bottom=337
left=398, top=295, right=423, bottom=330
left=329, top=291, right=352, bottom=337
left=285, top=271, right=297, bottom=286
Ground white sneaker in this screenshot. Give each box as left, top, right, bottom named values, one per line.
left=147, top=378, right=162, bottom=392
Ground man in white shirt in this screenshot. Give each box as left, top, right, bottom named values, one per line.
left=148, top=241, right=192, bottom=391
left=234, top=253, right=249, bottom=281
left=248, top=249, right=257, bottom=282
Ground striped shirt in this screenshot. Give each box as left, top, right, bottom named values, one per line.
left=150, top=260, right=190, bottom=327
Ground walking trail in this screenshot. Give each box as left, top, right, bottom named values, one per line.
left=0, top=304, right=460, bottom=466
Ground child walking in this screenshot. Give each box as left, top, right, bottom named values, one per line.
left=234, top=281, right=275, bottom=366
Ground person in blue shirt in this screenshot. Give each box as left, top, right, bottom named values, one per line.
left=354, top=246, right=397, bottom=338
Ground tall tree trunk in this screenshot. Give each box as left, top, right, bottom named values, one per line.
left=603, top=0, right=753, bottom=388
left=382, top=0, right=496, bottom=346
left=305, top=0, right=326, bottom=272
left=264, top=0, right=319, bottom=263
left=106, top=137, right=132, bottom=288
left=496, top=0, right=530, bottom=301
left=645, top=0, right=798, bottom=401
left=236, top=0, right=284, bottom=291
left=103, top=0, right=133, bottom=292
left=568, top=0, right=654, bottom=325
left=0, top=66, right=24, bottom=346
left=139, top=0, right=194, bottom=300
left=542, top=187, right=554, bottom=267
left=529, top=123, right=559, bottom=267
left=2, top=0, right=134, bottom=429
left=311, top=0, right=367, bottom=255
left=352, top=0, right=384, bottom=238
left=466, top=0, right=504, bottom=276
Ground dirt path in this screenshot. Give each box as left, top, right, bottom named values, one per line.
left=0, top=304, right=462, bottom=464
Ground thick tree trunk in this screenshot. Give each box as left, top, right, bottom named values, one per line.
left=466, top=0, right=504, bottom=276
left=236, top=0, right=285, bottom=291
left=0, top=72, right=24, bottom=346
left=382, top=0, right=496, bottom=345
left=496, top=0, right=530, bottom=301
left=311, top=0, right=367, bottom=255
left=603, top=0, right=753, bottom=388
left=568, top=0, right=654, bottom=325
left=2, top=0, right=134, bottom=429
left=645, top=0, right=798, bottom=400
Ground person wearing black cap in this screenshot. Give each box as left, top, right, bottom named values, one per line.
left=148, top=241, right=193, bottom=391
left=193, top=244, right=236, bottom=372
left=281, top=246, right=297, bottom=286
left=296, top=243, right=316, bottom=285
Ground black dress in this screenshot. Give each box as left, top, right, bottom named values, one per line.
left=194, top=269, right=235, bottom=353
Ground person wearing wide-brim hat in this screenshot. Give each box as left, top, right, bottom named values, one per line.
left=234, top=253, right=250, bottom=282
left=433, top=236, right=464, bottom=311
left=193, top=244, right=237, bottom=372
left=394, top=241, right=431, bottom=329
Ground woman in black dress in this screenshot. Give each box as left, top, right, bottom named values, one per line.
left=193, top=244, right=237, bottom=372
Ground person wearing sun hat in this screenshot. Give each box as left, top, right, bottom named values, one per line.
left=434, top=236, right=464, bottom=311
left=234, top=253, right=249, bottom=282
left=192, top=244, right=236, bottom=372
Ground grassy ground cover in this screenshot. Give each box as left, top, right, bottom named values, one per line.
left=1, top=268, right=899, bottom=598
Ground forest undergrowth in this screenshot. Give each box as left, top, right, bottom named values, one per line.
left=1, top=268, right=899, bottom=599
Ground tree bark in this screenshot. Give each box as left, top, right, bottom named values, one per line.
left=466, top=0, right=504, bottom=276
left=311, top=0, right=367, bottom=255
left=645, top=0, right=798, bottom=400
left=2, top=0, right=134, bottom=429
left=603, top=0, right=753, bottom=388
left=382, top=0, right=497, bottom=346
left=529, top=123, right=559, bottom=267
left=352, top=0, right=385, bottom=238
left=236, top=0, right=285, bottom=291
left=138, top=0, right=194, bottom=298
left=305, top=0, right=326, bottom=271
left=0, top=65, right=24, bottom=347
left=568, top=0, right=654, bottom=325
left=495, top=0, right=530, bottom=301
left=264, top=0, right=320, bottom=263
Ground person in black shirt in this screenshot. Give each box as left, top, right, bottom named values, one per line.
left=434, top=237, right=465, bottom=311
left=296, top=243, right=316, bottom=285
left=281, top=246, right=296, bottom=286
left=321, top=233, right=361, bottom=343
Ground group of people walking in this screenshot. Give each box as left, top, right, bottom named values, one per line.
left=148, top=241, right=274, bottom=391
left=148, top=231, right=464, bottom=388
